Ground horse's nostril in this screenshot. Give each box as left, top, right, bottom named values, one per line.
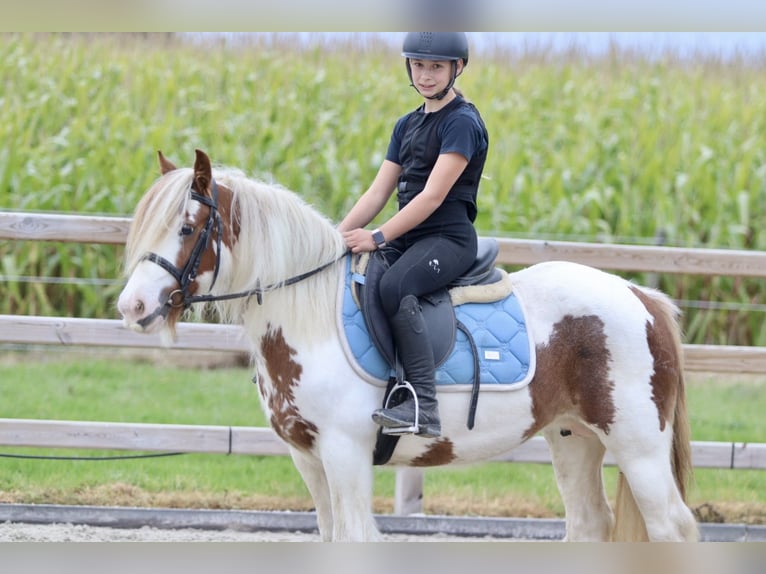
left=135, top=301, right=145, bottom=314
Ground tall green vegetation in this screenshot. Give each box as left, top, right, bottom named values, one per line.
left=2, top=33, right=766, bottom=343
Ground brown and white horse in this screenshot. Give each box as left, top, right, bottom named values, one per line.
left=118, top=149, right=698, bottom=541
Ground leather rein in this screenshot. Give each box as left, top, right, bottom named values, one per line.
left=138, top=180, right=345, bottom=327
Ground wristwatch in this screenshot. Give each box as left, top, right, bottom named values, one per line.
left=371, top=228, right=386, bottom=249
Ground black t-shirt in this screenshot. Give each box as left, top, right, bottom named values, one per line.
left=385, top=96, right=489, bottom=226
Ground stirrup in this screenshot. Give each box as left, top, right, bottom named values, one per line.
left=380, top=380, right=420, bottom=436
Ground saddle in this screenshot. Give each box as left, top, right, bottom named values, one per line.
left=354, top=237, right=504, bottom=371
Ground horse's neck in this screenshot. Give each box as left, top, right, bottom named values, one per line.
left=236, top=258, right=344, bottom=354
left=217, top=179, right=346, bottom=351
left=230, top=181, right=345, bottom=284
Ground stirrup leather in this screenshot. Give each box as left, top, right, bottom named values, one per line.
left=380, top=380, right=420, bottom=436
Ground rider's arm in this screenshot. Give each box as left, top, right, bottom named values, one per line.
left=337, top=160, right=401, bottom=232
left=376, top=152, right=468, bottom=242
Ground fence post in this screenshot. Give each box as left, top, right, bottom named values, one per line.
left=394, top=467, right=424, bottom=515
left=646, top=228, right=667, bottom=288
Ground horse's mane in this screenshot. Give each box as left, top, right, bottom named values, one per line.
left=219, top=168, right=347, bottom=334
left=124, top=168, right=195, bottom=277
left=125, top=166, right=348, bottom=345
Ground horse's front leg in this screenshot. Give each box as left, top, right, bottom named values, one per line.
left=289, top=447, right=333, bottom=541
left=319, top=430, right=382, bottom=541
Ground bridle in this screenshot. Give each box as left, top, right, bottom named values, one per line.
left=137, top=180, right=345, bottom=328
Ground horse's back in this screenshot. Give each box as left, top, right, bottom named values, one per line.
left=509, top=260, right=655, bottom=333
left=511, top=260, right=635, bottom=299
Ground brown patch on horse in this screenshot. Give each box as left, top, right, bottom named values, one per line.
left=259, top=326, right=318, bottom=451
left=175, top=181, right=239, bottom=290
left=523, top=315, right=616, bottom=439
left=193, top=182, right=239, bottom=249
left=629, top=287, right=679, bottom=431
left=408, top=438, right=456, bottom=467
left=220, top=186, right=241, bottom=252
left=189, top=155, right=240, bottom=255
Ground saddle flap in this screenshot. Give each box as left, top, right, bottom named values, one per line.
left=357, top=250, right=456, bottom=369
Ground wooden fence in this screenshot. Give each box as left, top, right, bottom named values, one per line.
left=2, top=210, right=766, bottom=515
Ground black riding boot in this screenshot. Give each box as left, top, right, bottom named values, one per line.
left=372, top=295, right=441, bottom=438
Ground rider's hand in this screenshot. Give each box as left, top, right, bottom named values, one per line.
left=342, top=229, right=376, bottom=253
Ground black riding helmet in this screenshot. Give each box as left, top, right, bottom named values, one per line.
left=402, top=32, right=469, bottom=100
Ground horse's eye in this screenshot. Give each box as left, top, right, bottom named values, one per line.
left=180, top=224, right=194, bottom=236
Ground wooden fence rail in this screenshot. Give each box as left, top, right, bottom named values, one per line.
left=4, top=315, right=766, bottom=374
left=4, top=210, right=766, bottom=277
left=1, top=418, right=764, bottom=471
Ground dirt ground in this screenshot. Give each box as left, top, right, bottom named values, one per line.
left=0, top=521, right=500, bottom=542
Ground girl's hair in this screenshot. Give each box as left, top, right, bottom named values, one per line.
left=454, top=86, right=473, bottom=104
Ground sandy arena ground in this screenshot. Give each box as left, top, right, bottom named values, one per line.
left=0, top=521, right=501, bottom=542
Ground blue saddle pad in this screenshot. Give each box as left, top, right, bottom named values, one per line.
left=339, top=257, right=534, bottom=390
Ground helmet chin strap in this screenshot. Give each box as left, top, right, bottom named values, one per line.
left=407, top=60, right=459, bottom=101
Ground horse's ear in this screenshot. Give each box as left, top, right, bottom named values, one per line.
left=193, top=149, right=213, bottom=196
left=158, top=151, right=177, bottom=174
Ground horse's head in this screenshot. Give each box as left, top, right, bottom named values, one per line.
left=118, top=149, right=231, bottom=338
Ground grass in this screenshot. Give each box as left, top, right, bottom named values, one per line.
left=0, top=351, right=764, bottom=524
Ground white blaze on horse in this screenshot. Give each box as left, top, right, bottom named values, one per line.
left=118, top=149, right=698, bottom=542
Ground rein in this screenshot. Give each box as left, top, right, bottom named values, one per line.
left=186, top=254, right=345, bottom=306
left=139, top=181, right=346, bottom=326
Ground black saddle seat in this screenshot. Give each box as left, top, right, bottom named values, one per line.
left=449, top=237, right=501, bottom=287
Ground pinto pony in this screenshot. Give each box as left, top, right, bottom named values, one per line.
left=118, top=150, right=698, bottom=541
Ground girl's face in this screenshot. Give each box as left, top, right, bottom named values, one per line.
left=409, top=58, right=461, bottom=99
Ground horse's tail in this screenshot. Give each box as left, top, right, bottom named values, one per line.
left=612, top=471, right=647, bottom=541
left=612, top=287, right=696, bottom=542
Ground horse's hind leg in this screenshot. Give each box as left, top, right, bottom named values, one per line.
left=543, top=426, right=613, bottom=541
left=289, top=448, right=333, bottom=541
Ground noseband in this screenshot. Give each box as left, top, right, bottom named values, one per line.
left=137, top=179, right=346, bottom=328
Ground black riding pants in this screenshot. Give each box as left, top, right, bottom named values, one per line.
left=378, top=232, right=478, bottom=318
